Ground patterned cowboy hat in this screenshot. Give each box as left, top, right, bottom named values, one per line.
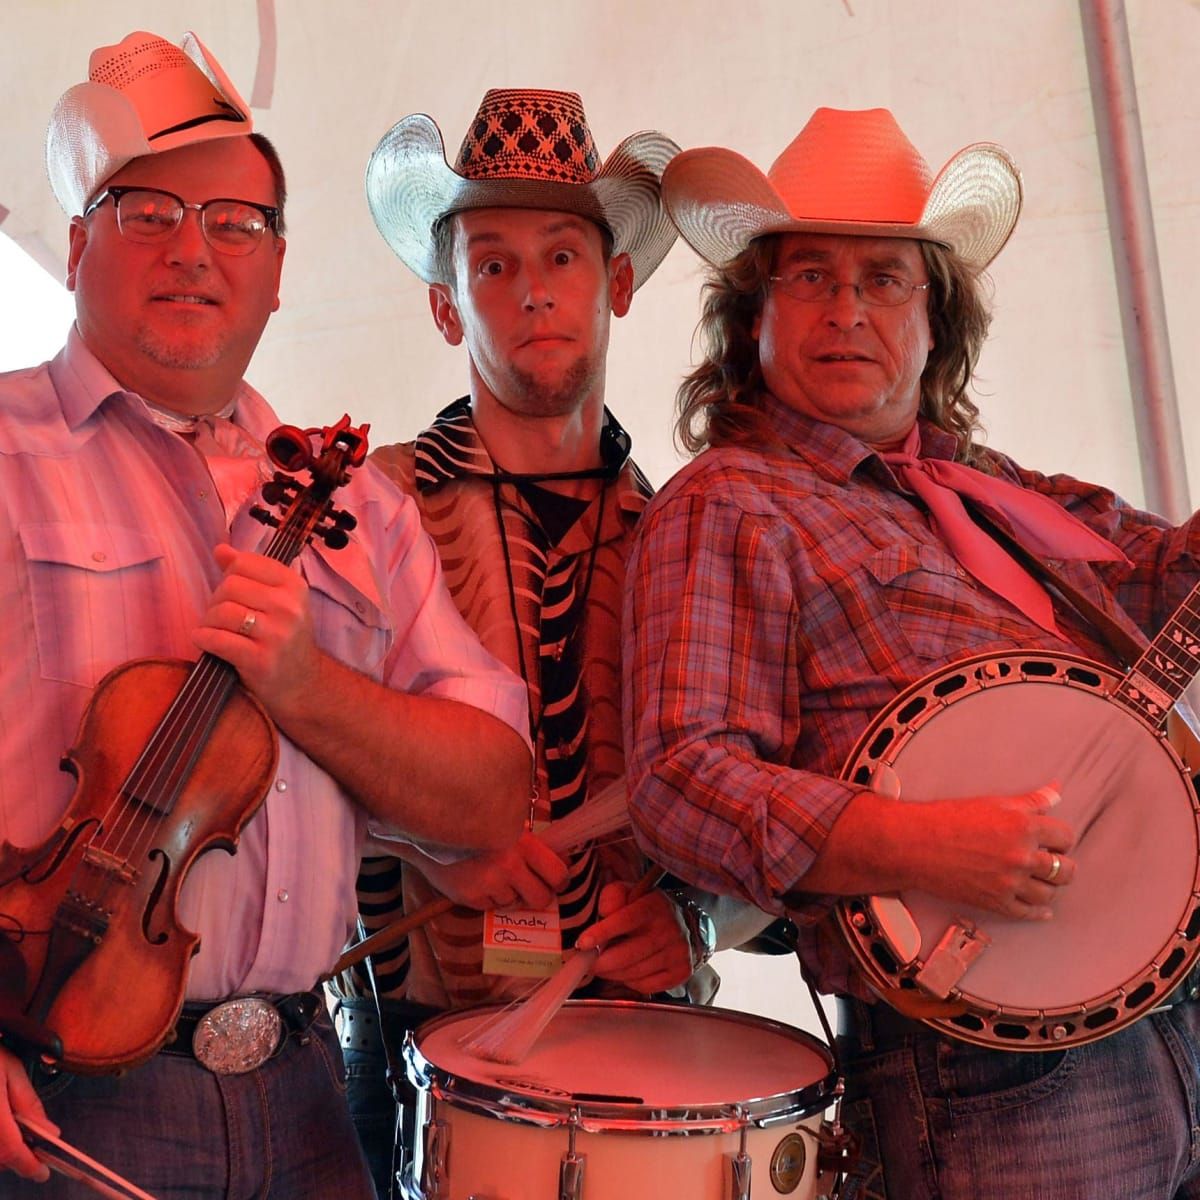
left=46, top=30, right=253, bottom=217
left=663, top=107, right=1022, bottom=271
left=366, top=88, right=679, bottom=290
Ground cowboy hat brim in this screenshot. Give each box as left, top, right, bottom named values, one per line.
left=365, top=114, right=679, bottom=290
left=663, top=141, right=1022, bottom=272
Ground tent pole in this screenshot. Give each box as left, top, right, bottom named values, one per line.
left=1079, top=0, right=1189, bottom=521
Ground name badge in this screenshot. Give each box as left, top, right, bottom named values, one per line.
left=482, top=904, right=563, bottom=978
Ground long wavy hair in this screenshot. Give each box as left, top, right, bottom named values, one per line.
left=675, top=236, right=994, bottom=467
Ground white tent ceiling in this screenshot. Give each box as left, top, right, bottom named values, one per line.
left=4, top=0, right=1199, bottom=509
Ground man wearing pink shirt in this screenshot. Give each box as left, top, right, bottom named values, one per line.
left=0, top=31, right=529, bottom=1199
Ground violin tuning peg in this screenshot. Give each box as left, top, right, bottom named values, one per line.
left=331, top=508, right=358, bottom=532
left=249, top=506, right=281, bottom=528
left=319, top=527, right=350, bottom=551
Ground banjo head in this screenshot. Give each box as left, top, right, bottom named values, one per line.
left=838, top=651, right=1200, bottom=1049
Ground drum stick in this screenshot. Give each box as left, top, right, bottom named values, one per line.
left=323, top=897, right=454, bottom=980
left=326, top=778, right=633, bottom=980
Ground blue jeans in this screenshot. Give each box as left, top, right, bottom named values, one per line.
left=9, top=1012, right=375, bottom=1200
left=335, top=996, right=438, bottom=1200
left=839, top=1002, right=1200, bottom=1200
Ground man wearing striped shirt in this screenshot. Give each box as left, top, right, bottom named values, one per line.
left=336, top=89, right=768, bottom=1196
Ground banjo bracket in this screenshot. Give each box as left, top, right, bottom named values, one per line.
left=914, top=920, right=991, bottom=1000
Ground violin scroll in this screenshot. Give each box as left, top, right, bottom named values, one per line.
left=252, top=415, right=370, bottom=550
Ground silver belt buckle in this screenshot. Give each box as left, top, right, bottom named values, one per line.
left=192, top=997, right=282, bottom=1075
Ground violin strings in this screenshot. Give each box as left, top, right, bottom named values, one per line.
left=103, top=497, right=321, bottom=866
left=58, top=477, right=334, bottom=911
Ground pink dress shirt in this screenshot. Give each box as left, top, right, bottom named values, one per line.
left=0, top=328, right=528, bottom=999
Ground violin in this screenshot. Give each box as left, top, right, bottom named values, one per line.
left=0, top=415, right=369, bottom=1074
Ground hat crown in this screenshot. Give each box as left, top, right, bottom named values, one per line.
left=89, top=32, right=193, bottom=89
left=453, top=88, right=601, bottom=186
left=767, top=107, right=934, bottom=225
left=80, top=30, right=248, bottom=147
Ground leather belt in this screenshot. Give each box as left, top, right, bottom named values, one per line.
left=333, top=995, right=441, bottom=1054
left=163, top=991, right=323, bottom=1075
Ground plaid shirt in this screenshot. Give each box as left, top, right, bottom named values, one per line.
left=623, top=393, right=1200, bottom=996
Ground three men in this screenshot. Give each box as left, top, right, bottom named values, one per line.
left=0, top=33, right=529, bottom=1198
left=625, top=107, right=1200, bottom=1199
left=336, top=89, right=759, bottom=1193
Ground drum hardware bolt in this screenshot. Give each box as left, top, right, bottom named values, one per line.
left=727, top=1106, right=753, bottom=1200
left=421, top=1116, right=450, bottom=1200
left=1050, top=1023, right=1069, bottom=1041
left=850, top=911, right=868, bottom=931
left=558, top=1107, right=586, bottom=1200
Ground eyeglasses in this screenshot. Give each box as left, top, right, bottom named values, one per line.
left=82, top=186, right=280, bottom=256
left=768, top=267, right=931, bottom=308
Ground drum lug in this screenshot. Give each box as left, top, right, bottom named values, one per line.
left=420, top=1114, right=450, bottom=1200
left=558, top=1110, right=586, bottom=1200
left=727, top=1112, right=752, bottom=1200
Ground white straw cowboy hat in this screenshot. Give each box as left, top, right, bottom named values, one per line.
left=366, top=88, right=680, bottom=290
left=663, top=107, right=1022, bottom=271
left=46, top=30, right=253, bottom=217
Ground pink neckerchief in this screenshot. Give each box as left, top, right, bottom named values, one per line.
left=879, top=425, right=1129, bottom=635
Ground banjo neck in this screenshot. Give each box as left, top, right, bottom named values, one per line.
left=1116, top=586, right=1200, bottom=731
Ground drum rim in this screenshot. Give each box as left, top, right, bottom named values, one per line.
left=404, top=999, right=839, bottom=1133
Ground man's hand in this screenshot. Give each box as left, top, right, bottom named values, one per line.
left=416, top=834, right=569, bottom=910
left=575, top=885, right=693, bottom=993
left=806, top=785, right=1077, bottom=920
left=0, top=1046, right=54, bottom=1181
left=901, top=788, right=1076, bottom=919
left=192, top=543, right=322, bottom=713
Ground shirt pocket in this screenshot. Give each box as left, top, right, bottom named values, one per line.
left=862, top=541, right=979, bottom=663
left=303, top=544, right=390, bottom=678
left=19, top=522, right=166, bottom=688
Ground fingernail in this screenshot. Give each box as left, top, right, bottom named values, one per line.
left=1034, top=784, right=1061, bottom=808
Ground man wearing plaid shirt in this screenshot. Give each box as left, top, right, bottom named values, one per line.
left=624, top=108, right=1200, bottom=1200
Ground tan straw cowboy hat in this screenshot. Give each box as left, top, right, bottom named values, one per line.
left=663, top=107, right=1022, bottom=271
left=46, top=30, right=253, bottom=217
left=366, top=88, right=680, bottom=290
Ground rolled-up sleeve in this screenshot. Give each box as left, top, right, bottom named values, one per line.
left=622, top=488, right=859, bottom=917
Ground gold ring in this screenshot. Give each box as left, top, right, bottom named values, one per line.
left=1046, top=853, right=1062, bottom=883
left=238, top=610, right=257, bottom=637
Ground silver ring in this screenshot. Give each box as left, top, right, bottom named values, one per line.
left=238, top=609, right=258, bottom=637
left=1046, top=853, right=1062, bottom=883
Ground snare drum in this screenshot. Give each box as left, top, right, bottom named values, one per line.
left=401, top=999, right=838, bottom=1200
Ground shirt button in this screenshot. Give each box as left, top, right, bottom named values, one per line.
left=277, top=889, right=289, bottom=903
left=198, top=489, right=208, bottom=500
left=91, top=551, right=106, bottom=563
left=275, top=779, right=288, bottom=792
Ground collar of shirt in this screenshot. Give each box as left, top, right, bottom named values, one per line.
left=413, top=396, right=651, bottom=522
left=47, top=324, right=279, bottom=446
left=754, top=390, right=962, bottom=488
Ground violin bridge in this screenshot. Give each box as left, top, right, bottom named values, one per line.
left=82, top=845, right=138, bottom=886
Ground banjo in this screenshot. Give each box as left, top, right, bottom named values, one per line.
left=836, top=584, right=1200, bottom=1051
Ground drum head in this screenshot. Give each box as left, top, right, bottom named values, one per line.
left=410, top=1000, right=835, bottom=1124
